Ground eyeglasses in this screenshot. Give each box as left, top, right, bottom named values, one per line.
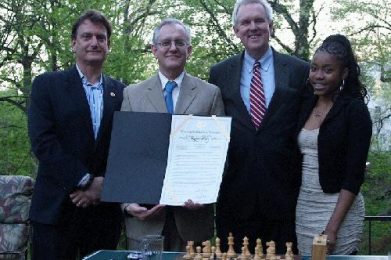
left=157, top=40, right=188, bottom=48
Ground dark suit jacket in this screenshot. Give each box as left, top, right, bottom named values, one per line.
left=296, top=94, right=372, bottom=195
left=28, top=66, right=125, bottom=225
left=121, top=73, right=225, bottom=245
left=209, top=49, right=309, bottom=221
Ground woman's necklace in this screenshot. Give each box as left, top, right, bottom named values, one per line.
left=311, top=103, right=333, bottom=122
left=312, top=109, right=325, bottom=118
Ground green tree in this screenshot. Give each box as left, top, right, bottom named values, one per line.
left=332, top=0, right=391, bottom=128
left=0, top=0, right=155, bottom=175
left=0, top=91, right=35, bottom=176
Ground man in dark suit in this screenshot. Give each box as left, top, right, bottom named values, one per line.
left=121, top=18, right=224, bottom=251
left=209, top=0, right=309, bottom=254
left=28, top=10, right=125, bottom=259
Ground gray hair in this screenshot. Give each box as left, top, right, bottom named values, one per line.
left=152, top=18, right=191, bottom=45
left=232, top=0, right=273, bottom=26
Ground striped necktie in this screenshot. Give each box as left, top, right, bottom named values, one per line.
left=250, top=62, right=266, bottom=129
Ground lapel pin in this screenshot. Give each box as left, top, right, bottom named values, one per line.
left=110, top=92, right=116, bottom=97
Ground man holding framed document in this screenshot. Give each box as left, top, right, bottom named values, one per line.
left=120, top=18, right=224, bottom=251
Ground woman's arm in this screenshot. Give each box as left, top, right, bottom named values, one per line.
left=324, top=189, right=356, bottom=253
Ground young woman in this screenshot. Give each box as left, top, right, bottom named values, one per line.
left=295, top=34, right=372, bottom=255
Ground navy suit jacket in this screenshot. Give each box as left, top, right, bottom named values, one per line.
left=28, top=66, right=125, bottom=224
left=209, top=49, right=309, bottom=221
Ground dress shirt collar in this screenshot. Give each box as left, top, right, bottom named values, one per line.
left=243, top=47, right=273, bottom=75
left=158, top=70, right=185, bottom=90
left=76, top=64, right=103, bottom=88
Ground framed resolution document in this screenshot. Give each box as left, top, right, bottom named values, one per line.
left=102, top=112, right=231, bottom=205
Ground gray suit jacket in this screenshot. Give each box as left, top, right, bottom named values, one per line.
left=121, top=72, right=224, bottom=247
left=122, top=73, right=224, bottom=115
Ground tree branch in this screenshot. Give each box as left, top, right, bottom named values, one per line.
left=0, top=96, right=27, bottom=113
left=199, top=0, right=239, bottom=53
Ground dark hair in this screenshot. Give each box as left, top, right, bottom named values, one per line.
left=71, top=10, right=112, bottom=40
left=315, top=34, right=367, bottom=100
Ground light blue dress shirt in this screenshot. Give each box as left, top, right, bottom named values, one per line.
left=158, top=71, right=185, bottom=111
left=76, top=65, right=104, bottom=139
left=240, top=47, right=275, bottom=113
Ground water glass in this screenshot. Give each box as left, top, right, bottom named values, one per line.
left=139, top=235, right=164, bottom=260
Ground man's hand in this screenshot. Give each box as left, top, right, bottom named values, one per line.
left=183, top=199, right=203, bottom=210
left=124, top=203, right=165, bottom=221
left=70, top=177, right=104, bottom=208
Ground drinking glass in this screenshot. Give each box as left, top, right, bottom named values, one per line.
left=139, top=235, right=164, bottom=260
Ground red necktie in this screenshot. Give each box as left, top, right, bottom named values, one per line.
left=250, top=62, right=266, bottom=129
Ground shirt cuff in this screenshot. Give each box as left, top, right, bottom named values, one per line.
left=77, top=173, right=93, bottom=190
left=123, top=203, right=133, bottom=217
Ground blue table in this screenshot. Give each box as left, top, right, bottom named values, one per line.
left=83, top=251, right=182, bottom=260
left=83, top=251, right=389, bottom=260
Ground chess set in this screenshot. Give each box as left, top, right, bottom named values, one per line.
left=182, top=233, right=295, bottom=260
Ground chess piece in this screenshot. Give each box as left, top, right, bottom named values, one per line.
left=210, top=246, right=216, bottom=260
left=253, top=248, right=261, bottom=260
left=243, top=237, right=251, bottom=257
left=312, top=234, right=327, bottom=260
left=183, top=245, right=192, bottom=260
left=215, top=237, right=222, bottom=258
left=202, top=241, right=211, bottom=259
left=227, top=232, right=236, bottom=258
left=221, top=253, right=227, bottom=260
left=238, top=246, right=247, bottom=260
left=266, top=241, right=276, bottom=260
left=257, top=238, right=264, bottom=258
left=253, top=238, right=263, bottom=260
left=285, top=242, right=294, bottom=260
left=188, top=241, right=195, bottom=258
left=195, top=246, right=203, bottom=260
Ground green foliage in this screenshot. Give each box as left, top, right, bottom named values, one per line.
left=362, top=152, right=391, bottom=215
left=331, top=0, right=390, bottom=61
left=174, top=0, right=240, bottom=78
left=0, top=92, right=36, bottom=176
left=360, top=151, right=391, bottom=254
left=331, top=0, right=391, bottom=83
left=105, top=36, right=155, bottom=84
